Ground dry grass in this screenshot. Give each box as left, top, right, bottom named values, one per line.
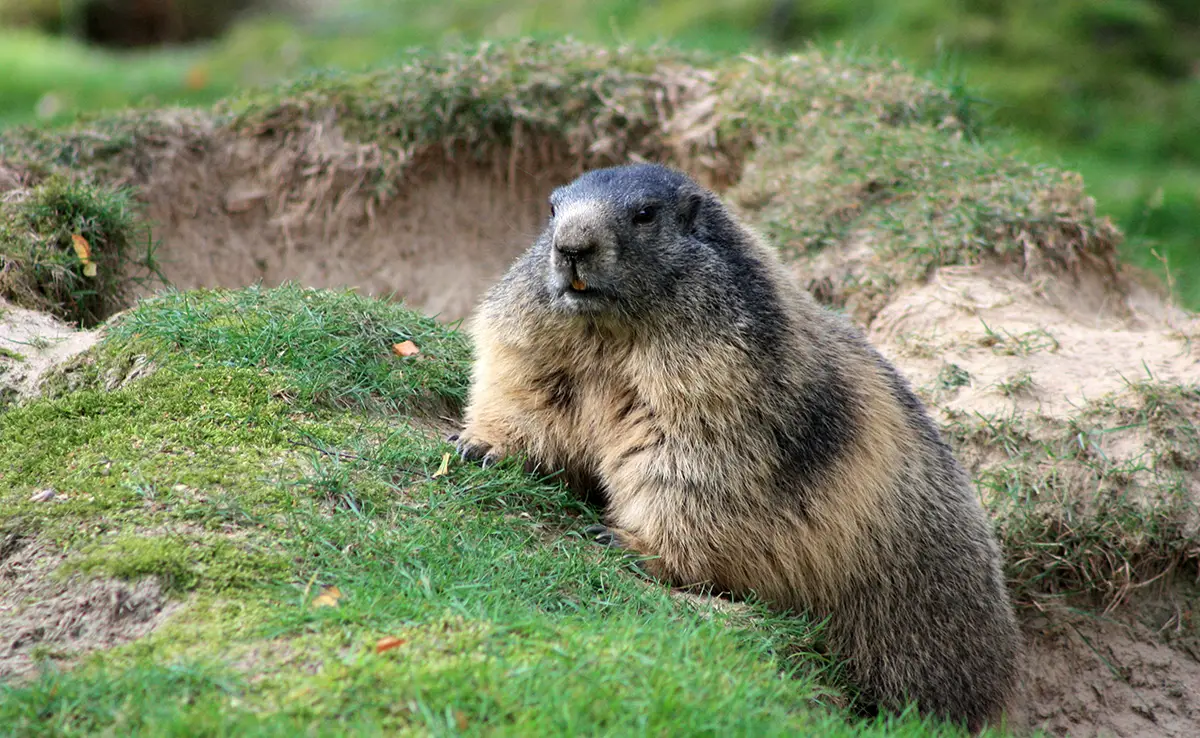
left=946, top=380, right=1200, bottom=611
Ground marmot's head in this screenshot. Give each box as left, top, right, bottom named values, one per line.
left=535, top=163, right=724, bottom=318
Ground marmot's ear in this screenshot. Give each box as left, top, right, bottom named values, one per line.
left=678, top=188, right=704, bottom=234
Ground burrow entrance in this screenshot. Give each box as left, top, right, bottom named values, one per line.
left=137, top=140, right=586, bottom=321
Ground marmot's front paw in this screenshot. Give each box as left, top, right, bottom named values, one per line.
left=584, top=524, right=628, bottom=549
left=446, top=430, right=506, bottom=468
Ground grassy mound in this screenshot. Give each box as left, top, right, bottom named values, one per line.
left=0, top=176, right=163, bottom=327
left=2, top=284, right=976, bottom=736
left=951, top=381, right=1200, bottom=607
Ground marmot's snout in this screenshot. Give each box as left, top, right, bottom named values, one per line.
left=547, top=204, right=616, bottom=307
left=551, top=231, right=596, bottom=293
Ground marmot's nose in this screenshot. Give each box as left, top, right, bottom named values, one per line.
left=554, top=238, right=598, bottom=259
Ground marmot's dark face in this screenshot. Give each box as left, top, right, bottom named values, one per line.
left=540, top=164, right=703, bottom=317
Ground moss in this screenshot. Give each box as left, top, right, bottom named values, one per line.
left=105, top=283, right=471, bottom=414
left=34, top=349, right=123, bottom=400
left=0, top=365, right=324, bottom=566
left=0, top=284, right=468, bottom=553
left=61, top=532, right=289, bottom=595
left=0, top=282, right=478, bottom=618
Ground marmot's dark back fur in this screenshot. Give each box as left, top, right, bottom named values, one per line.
left=454, top=163, right=1021, bottom=731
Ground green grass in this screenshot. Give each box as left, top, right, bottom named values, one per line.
left=106, top=286, right=471, bottom=414
left=1056, top=150, right=1200, bottom=308
left=729, top=113, right=1121, bottom=319
left=0, top=284, right=991, bottom=736
left=0, top=28, right=225, bottom=129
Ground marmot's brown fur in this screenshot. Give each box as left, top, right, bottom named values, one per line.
left=452, top=163, right=1021, bottom=731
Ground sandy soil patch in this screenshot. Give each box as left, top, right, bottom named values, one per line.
left=0, top=298, right=102, bottom=402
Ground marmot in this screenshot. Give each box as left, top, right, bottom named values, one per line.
left=452, top=163, right=1021, bottom=731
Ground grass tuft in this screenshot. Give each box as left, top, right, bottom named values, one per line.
left=0, top=175, right=164, bottom=326
left=948, top=380, right=1200, bottom=609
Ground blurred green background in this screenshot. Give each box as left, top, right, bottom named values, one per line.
left=2, top=0, right=1197, bottom=307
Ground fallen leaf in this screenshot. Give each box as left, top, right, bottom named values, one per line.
left=375, top=636, right=407, bottom=654
left=432, top=452, right=451, bottom=479
left=70, top=234, right=91, bottom=261
left=455, top=711, right=469, bottom=731
left=71, top=234, right=98, bottom=277
left=392, top=340, right=420, bottom=358
left=311, top=585, right=343, bottom=609
left=185, top=64, right=210, bottom=91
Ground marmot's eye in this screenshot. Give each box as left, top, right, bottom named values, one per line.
left=549, top=203, right=556, bottom=218
left=632, top=206, right=658, bottom=225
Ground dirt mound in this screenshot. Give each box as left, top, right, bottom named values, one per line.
left=867, top=266, right=1200, bottom=736
left=0, top=40, right=1035, bottom=324
left=871, top=265, right=1198, bottom=422
left=141, top=137, right=579, bottom=320
left=0, top=534, right=177, bottom=681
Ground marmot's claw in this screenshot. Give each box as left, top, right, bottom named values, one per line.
left=456, top=437, right=493, bottom=463
left=446, top=432, right=460, bottom=443
left=455, top=433, right=508, bottom=469
left=584, top=524, right=622, bottom=548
